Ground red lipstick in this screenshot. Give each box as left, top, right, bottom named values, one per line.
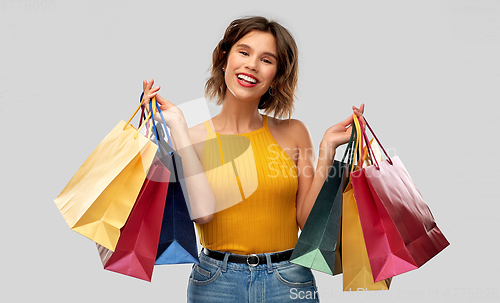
left=236, top=73, right=259, bottom=87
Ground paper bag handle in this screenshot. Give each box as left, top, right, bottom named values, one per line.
left=341, top=118, right=357, bottom=170
left=151, top=97, right=173, bottom=148
left=354, top=115, right=393, bottom=170
left=124, top=94, right=149, bottom=131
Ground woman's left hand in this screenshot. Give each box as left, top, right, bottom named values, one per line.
left=320, top=104, right=365, bottom=151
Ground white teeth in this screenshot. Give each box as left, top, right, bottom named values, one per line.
left=237, top=74, right=257, bottom=84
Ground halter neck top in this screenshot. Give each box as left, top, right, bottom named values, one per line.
left=195, top=114, right=299, bottom=254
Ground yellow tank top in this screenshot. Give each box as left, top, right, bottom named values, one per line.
left=195, top=114, right=299, bottom=255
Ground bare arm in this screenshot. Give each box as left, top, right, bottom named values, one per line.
left=143, top=79, right=215, bottom=224
left=169, top=120, right=215, bottom=224
left=295, top=105, right=365, bottom=229
left=295, top=135, right=336, bottom=230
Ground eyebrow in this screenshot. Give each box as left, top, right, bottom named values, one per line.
left=235, top=43, right=278, bottom=60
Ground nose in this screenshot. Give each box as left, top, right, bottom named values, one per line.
left=244, top=56, right=258, bottom=71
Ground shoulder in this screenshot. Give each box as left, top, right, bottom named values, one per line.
left=188, top=121, right=208, bottom=140
left=267, top=116, right=312, bottom=142
left=188, top=121, right=209, bottom=158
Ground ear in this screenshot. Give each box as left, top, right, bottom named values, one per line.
left=219, top=50, right=227, bottom=62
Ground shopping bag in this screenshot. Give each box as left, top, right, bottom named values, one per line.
left=342, top=119, right=392, bottom=290
left=289, top=161, right=346, bottom=274
left=152, top=102, right=199, bottom=265
left=289, top=127, right=357, bottom=275
left=96, top=101, right=171, bottom=281
left=343, top=178, right=392, bottom=291
left=350, top=115, right=449, bottom=282
left=155, top=142, right=199, bottom=264
left=54, top=98, right=158, bottom=251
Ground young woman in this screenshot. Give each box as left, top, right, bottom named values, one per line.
left=143, top=16, right=364, bottom=303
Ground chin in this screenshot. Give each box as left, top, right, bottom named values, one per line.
left=227, top=87, right=263, bottom=103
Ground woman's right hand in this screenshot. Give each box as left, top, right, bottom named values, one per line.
left=142, top=79, right=186, bottom=129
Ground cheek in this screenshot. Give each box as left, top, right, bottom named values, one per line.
left=226, top=53, right=242, bottom=69
left=265, top=67, right=278, bottom=83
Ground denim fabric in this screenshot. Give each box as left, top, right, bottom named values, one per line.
left=187, top=250, right=320, bottom=302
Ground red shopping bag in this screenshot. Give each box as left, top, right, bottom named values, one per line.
left=350, top=115, right=449, bottom=282
left=96, top=100, right=171, bottom=281
left=97, top=155, right=170, bottom=281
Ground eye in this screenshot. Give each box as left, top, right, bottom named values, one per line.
left=239, top=51, right=249, bottom=56
left=262, top=58, right=272, bottom=64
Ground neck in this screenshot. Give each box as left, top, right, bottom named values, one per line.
left=213, top=92, right=263, bottom=134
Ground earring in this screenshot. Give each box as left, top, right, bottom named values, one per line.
left=268, top=86, right=276, bottom=96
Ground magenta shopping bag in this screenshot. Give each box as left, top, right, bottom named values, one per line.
left=350, top=115, right=449, bottom=282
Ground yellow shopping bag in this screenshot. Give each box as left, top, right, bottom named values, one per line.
left=342, top=118, right=392, bottom=291
left=342, top=180, right=392, bottom=291
left=54, top=100, right=157, bottom=251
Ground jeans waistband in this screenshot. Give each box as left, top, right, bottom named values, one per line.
left=200, top=248, right=295, bottom=273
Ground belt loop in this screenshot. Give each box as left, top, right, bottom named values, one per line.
left=221, top=252, right=230, bottom=273
left=265, top=253, right=273, bottom=273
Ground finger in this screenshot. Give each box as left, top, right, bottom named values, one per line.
left=155, top=93, right=170, bottom=104
left=354, top=110, right=366, bottom=128
left=146, top=96, right=161, bottom=115
left=349, top=107, right=365, bottom=127
left=359, top=104, right=366, bottom=126
left=352, top=105, right=363, bottom=116
left=146, top=92, right=158, bottom=102
left=151, top=86, right=161, bottom=94
left=353, top=108, right=363, bottom=118
left=352, top=105, right=365, bottom=127
left=147, top=78, right=154, bottom=90
left=337, top=115, right=354, bottom=128
left=143, top=79, right=147, bottom=91
left=155, top=94, right=175, bottom=110
left=345, top=124, right=353, bottom=137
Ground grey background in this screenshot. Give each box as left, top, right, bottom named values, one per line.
left=1, top=0, right=498, bottom=302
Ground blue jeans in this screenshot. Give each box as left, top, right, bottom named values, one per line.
left=187, top=249, right=320, bottom=302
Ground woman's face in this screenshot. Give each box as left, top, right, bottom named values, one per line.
left=224, top=30, right=278, bottom=103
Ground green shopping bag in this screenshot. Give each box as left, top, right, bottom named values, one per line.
left=290, top=128, right=357, bottom=275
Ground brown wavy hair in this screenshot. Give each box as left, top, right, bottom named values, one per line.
left=204, top=16, right=298, bottom=120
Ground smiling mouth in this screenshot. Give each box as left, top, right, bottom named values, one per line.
left=237, top=74, right=258, bottom=84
